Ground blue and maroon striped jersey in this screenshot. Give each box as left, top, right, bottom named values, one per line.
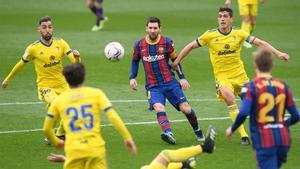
left=129, top=35, right=184, bottom=89
left=231, top=74, right=299, bottom=149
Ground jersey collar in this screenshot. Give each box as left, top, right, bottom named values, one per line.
left=39, top=39, right=53, bottom=47
left=218, top=27, right=232, bottom=36
left=145, top=35, right=161, bottom=45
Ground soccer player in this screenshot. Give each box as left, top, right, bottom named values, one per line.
left=225, top=0, right=266, bottom=48
left=87, top=0, right=108, bottom=31
left=2, top=16, right=81, bottom=141
left=48, top=125, right=216, bottom=169
left=129, top=16, right=205, bottom=144
left=226, top=49, right=299, bottom=169
left=171, top=7, right=289, bottom=145
left=44, top=63, right=137, bottom=169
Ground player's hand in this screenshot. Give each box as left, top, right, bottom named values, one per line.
left=226, top=127, right=233, bottom=139
left=225, top=0, right=231, bottom=7
left=179, top=79, right=190, bottom=90
left=125, top=140, right=137, bottom=155
left=130, top=79, right=138, bottom=91
left=72, top=50, right=80, bottom=58
left=47, top=153, right=66, bottom=163
left=278, top=53, right=289, bottom=62
left=2, top=80, right=8, bottom=88
left=55, top=140, right=65, bottom=149
left=171, top=62, right=179, bottom=71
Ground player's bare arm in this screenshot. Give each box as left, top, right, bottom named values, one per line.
left=225, top=0, right=231, bottom=7
left=252, top=38, right=290, bottom=61
left=171, top=40, right=199, bottom=71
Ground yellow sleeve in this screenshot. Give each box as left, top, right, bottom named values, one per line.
left=98, top=90, right=113, bottom=110
left=61, top=39, right=80, bottom=63
left=105, top=108, right=133, bottom=141
left=239, top=30, right=256, bottom=44
left=43, top=101, right=61, bottom=146
left=4, top=60, right=26, bottom=81
left=196, top=30, right=210, bottom=47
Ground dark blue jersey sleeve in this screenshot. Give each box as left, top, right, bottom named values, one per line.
left=129, top=41, right=141, bottom=79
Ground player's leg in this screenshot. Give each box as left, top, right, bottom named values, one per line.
left=166, top=81, right=204, bottom=141
left=277, top=146, right=289, bottom=168
left=91, top=0, right=108, bottom=31
left=249, top=4, right=258, bottom=33
left=217, top=80, right=250, bottom=145
left=255, top=147, right=278, bottom=169
left=148, top=88, right=175, bottom=144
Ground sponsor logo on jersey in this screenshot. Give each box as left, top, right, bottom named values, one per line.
left=44, top=55, right=60, bottom=68
left=143, top=54, right=165, bottom=62
left=218, top=50, right=236, bottom=56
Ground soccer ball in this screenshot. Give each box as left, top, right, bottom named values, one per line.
left=104, top=42, right=125, bottom=61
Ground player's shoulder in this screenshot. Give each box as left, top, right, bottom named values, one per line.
left=208, top=28, right=218, bottom=33
left=27, top=40, right=41, bottom=48
left=83, top=86, right=104, bottom=95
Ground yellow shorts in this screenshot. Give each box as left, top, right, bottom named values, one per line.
left=64, top=148, right=107, bottom=169
left=238, top=3, right=258, bottom=16
left=215, top=75, right=249, bottom=101
left=37, top=83, right=69, bottom=108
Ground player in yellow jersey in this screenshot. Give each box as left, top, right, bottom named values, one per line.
left=2, top=16, right=81, bottom=141
left=171, top=7, right=289, bottom=145
left=225, top=0, right=266, bottom=48
left=44, top=63, right=137, bottom=169
left=47, top=125, right=216, bottom=169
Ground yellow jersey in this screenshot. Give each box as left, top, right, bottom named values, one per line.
left=22, top=37, right=77, bottom=88
left=238, top=0, right=258, bottom=5
left=47, top=87, right=112, bottom=157
left=196, top=27, right=255, bottom=79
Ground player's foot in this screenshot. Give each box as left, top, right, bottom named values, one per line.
left=241, top=136, right=251, bottom=145
left=194, top=129, right=205, bottom=142
left=44, top=135, right=65, bottom=145
left=92, top=16, right=109, bottom=32
left=182, top=157, right=196, bottom=169
left=201, top=125, right=216, bottom=153
left=243, top=41, right=252, bottom=48
left=160, top=132, right=176, bottom=144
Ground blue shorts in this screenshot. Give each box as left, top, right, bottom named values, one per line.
left=255, top=146, right=289, bottom=169
left=95, top=0, right=103, bottom=3
left=147, top=80, right=188, bottom=111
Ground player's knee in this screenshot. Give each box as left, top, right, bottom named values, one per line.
left=153, top=103, right=165, bottom=112
left=95, top=2, right=103, bottom=8
left=242, top=15, right=250, bottom=22
left=224, top=97, right=236, bottom=105
left=87, top=0, right=94, bottom=8
left=179, top=102, right=191, bottom=114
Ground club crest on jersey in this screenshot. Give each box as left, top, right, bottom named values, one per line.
left=158, top=47, right=164, bottom=52
left=224, top=44, right=230, bottom=49
left=50, top=55, right=55, bottom=61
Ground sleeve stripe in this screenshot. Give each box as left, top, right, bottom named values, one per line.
left=246, top=36, right=255, bottom=44
left=66, top=50, right=73, bottom=55
left=104, top=106, right=113, bottom=112
left=195, top=39, right=201, bottom=47
left=46, top=113, right=54, bottom=118
left=21, top=58, right=29, bottom=63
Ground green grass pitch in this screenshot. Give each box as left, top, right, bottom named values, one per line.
left=0, top=0, right=299, bottom=168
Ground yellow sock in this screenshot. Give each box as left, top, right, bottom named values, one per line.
left=147, top=161, right=167, bottom=169
left=55, top=120, right=65, bottom=136
left=163, top=146, right=202, bottom=162
left=228, top=104, right=248, bottom=138
left=167, top=163, right=182, bottom=169
left=241, top=21, right=251, bottom=33
left=249, top=24, right=256, bottom=34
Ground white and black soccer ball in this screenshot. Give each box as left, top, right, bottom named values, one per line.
left=104, top=42, right=125, bottom=61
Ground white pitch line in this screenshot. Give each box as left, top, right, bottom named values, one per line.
left=1, top=98, right=299, bottom=106
left=0, top=116, right=230, bottom=134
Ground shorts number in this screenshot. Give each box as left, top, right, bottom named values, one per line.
left=258, top=93, right=285, bottom=123
left=66, top=104, right=94, bottom=132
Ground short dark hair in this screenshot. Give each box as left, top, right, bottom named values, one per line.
left=63, top=63, right=85, bottom=87
left=253, top=49, right=273, bottom=72
left=38, top=16, right=52, bottom=25
left=146, top=16, right=161, bottom=27
left=219, top=7, right=233, bottom=17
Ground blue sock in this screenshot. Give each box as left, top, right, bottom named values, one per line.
left=185, top=109, right=199, bottom=132
left=96, top=8, right=103, bottom=26
left=90, top=6, right=97, bottom=15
